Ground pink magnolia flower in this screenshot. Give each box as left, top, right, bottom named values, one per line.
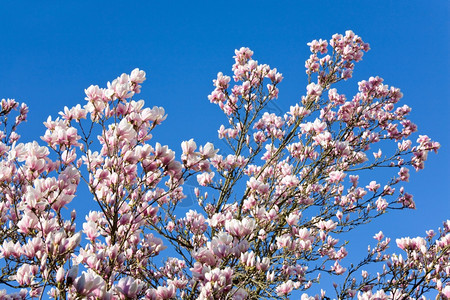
left=197, top=172, right=215, bottom=186
left=130, top=68, right=146, bottom=84
left=116, top=276, right=144, bottom=298
left=316, top=219, right=338, bottom=231
left=155, top=284, right=176, bottom=299
left=73, top=270, right=105, bottom=296
left=442, top=285, right=450, bottom=298
left=15, top=264, right=37, bottom=286
left=328, top=170, right=346, bottom=183
left=199, top=142, right=218, bottom=159
left=398, top=167, right=410, bottom=182
left=306, top=83, right=323, bottom=97
left=373, top=231, right=384, bottom=241
left=330, top=261, right=346, bottom=275
left=366, top=180, right=380, bottom=192
left=375, top=197, right=388, bottom=212
left=307, top=39, right=328, bottom=54
left=225, top=218, right=255, bottom=238
left=276, top=280, right=294, bottom=296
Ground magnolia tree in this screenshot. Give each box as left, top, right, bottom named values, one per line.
left=0, top=31, right=448, bottom=299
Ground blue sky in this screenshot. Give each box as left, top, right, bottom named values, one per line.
left=1, top=0, right=449, bottom=295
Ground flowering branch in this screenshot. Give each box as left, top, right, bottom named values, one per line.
left=0, top=31, right=446, bottom=299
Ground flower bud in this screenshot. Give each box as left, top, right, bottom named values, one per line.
left=66, top=264, right=79, bottom=285
left=56, top=266, right=65, bottom=283
left=66, top=232, right=81, bottom=252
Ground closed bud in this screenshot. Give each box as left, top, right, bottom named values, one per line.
left=66, top=232, right=81, bottom=252
left=66, top=264, right=79, bottom=285
left=56, top=266, right=65, bottom=283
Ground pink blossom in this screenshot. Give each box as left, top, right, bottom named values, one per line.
left=328, top=170, right=346, bottom=183
left=130, top=68, right=146, bottom=84
left=225, top=217, right=255, bottom=238
left=156, top=284, right=176, bottom=299
left=199, top=142, right=218, bottom=159
left=56, top=267, right=65, bottom=283
left=398, top=167, right=409, bottom=182
left=330, top=260, right=346, bottom=275
left=375, top=197, right=388, bottom=212
left=373, top=149, right=382, bottom=159
left=306, top=83, right=323, bottom=97
left=366, top=180, right=380, bottom=192
left=373, top=231, right=384, bottom=241
left=116, top=276, right=144, bottom=298
left=73, top=270, right=105, bottom=296
left=15, top=264, right=37, bottom=286
left=307, top=39, right=328, bottom=54
left=197, top=172, right=215, bottom=186
left=442, top=285, right=450, bottom=298
left=316, top=219, right=338, bottom=231
left=286, top=212, right=300, bottom=226
left=276, top=280, right=294, bottom=296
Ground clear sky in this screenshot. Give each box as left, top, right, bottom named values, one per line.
left=1, top=0, right=449, bottom=295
